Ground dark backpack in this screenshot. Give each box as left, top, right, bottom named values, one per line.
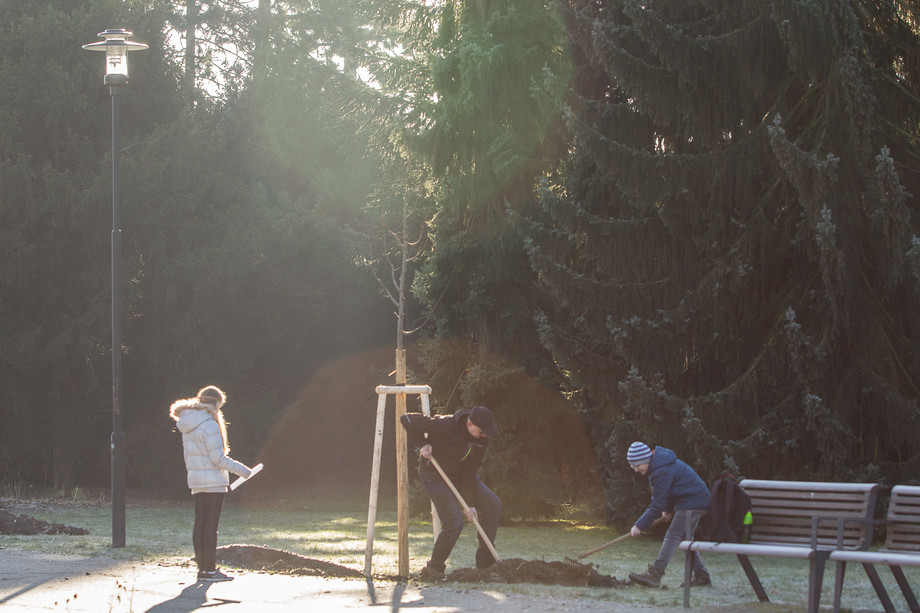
left=699, top=474, right=752, bottom=542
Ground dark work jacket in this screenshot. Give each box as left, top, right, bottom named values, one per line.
left=634, top=446, right=710, bottom=531
left=400, top=409, right=489, bottom=505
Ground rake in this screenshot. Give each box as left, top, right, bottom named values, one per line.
left=575, top=516, right=668, bottom=560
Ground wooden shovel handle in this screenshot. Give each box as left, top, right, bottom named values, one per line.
left=428, top=456, right=500, bottom=563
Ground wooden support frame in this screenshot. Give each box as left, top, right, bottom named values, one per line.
left=364, top=384, right=432, bottom=577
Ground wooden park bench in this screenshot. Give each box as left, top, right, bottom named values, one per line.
left=678, top=479, right=879, bottom=613
left=828, top=484, right=920, bottom=613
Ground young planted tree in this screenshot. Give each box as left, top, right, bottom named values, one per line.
left=527, top=0, right=920, bottom=521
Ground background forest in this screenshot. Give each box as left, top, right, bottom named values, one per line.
left=1, top=0, right=919, bottom=525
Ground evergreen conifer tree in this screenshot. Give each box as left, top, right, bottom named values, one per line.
left=526, top=0, right=920, bottom=519
left=407, top=0, right=602, bottom=512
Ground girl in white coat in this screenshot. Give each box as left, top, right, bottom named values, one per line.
left=170, top=385, right=252, bottom=582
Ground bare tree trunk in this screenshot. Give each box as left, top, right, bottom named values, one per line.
left=395, top=348, right=409, bottom=578
left=395, top=188, right=411, bottom=577
left=371, top=168, right=428, bottom=578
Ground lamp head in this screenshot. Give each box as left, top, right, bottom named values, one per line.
left=82, top=29, right=148, bottom=86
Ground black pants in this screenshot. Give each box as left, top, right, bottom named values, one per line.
left=422, top=476, right=501, bottom=571
left=192, top=492, right=225, bottom=572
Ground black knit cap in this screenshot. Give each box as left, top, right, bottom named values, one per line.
left=469, top=405, right=499, bottom=437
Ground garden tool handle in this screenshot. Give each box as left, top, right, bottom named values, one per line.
left=577, top=531, right=632, bottom=559
left=428, top=456, right=500, bottom=563
left=576, top=516, right=667, bottom=559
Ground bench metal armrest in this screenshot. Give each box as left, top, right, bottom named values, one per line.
left=809, top=515, right=876, bottom=550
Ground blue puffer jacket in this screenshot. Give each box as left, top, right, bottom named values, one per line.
left=634, top=447, right=709, bottom=531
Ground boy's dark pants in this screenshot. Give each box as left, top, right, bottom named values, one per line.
left=654, top=509, right=708, bottom=575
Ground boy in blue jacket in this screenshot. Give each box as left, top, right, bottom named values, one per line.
left=626, top=442, right=712, bottom=588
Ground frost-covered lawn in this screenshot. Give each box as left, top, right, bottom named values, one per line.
left=3, top=487, right=917, bottom=611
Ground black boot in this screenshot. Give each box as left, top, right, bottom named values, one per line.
left=416, top=564, right=445, bottom=582
left=629, top=564, right=663, bottom=588
left=681, top=570, right=712, bottom=588
left=692, top=570, right=712, bottom=586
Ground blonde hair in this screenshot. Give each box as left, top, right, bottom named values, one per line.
left=169, top=385, right=231, bottom=453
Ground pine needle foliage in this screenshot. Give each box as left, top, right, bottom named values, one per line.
left=524, top=0, right=920, bottom=521
left=409, top=0, right=602, bottom=513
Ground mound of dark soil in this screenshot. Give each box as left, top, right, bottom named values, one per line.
left=216, top=545, right=624, bottom=588
left=0, top=508, right=88, bottom=535
left=216, top=544, right=364, bottom=578
left=445, top=558, right=626, bottom=587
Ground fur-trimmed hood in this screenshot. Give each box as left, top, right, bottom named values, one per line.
left=174, top=405, right=215, bottom=435
left=170, top=398, right=216, bottom=423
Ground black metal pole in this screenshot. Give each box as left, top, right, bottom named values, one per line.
left=110, top=84, right=126, bottom=548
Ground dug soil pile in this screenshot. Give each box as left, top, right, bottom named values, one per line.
left=217, top=544, right=365, bottom=578
left=0, top=508, right=88, bottom=535
left=218, top=545, right=625, bottom=587
left=445, top=557, right=626, bottom=587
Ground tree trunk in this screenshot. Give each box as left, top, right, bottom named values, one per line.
left=395, top=348, right=409, bottom=578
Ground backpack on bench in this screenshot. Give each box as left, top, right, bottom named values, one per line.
left=699, top=473, right=753, bottom=543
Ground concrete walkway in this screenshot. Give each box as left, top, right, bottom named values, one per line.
left=1, top=548, right=847, bottom=612
left=0, top=548, right=682, bottom=612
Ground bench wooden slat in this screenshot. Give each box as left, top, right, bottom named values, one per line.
left=753, top=536, right=865, bottom=547
left=751, top=504, right=873, bottom=515
left=739, top=480, right=878, bottom=493
left=748, top=490, right=876, bottom=501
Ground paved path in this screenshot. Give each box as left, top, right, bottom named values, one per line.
left=0, top=548, right=682, bottom=612
left=2, top=548, right=846, bottom=612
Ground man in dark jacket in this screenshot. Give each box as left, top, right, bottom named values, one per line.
left=400, top=405, right=501, bottom=581
left=626, top=442, right=712, bottom=588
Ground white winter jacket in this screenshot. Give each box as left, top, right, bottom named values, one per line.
left=174, top=405, right=251, bottom=494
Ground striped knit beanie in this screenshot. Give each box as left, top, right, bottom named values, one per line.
left=627, top=442, right=653, bottom=467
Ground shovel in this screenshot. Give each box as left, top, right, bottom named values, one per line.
left=428, top=456, right=500, bottom=563
left=576, top=516, right=667, bottom=559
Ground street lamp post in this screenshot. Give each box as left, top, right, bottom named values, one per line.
left=82, top=29, right=148, bottom=548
